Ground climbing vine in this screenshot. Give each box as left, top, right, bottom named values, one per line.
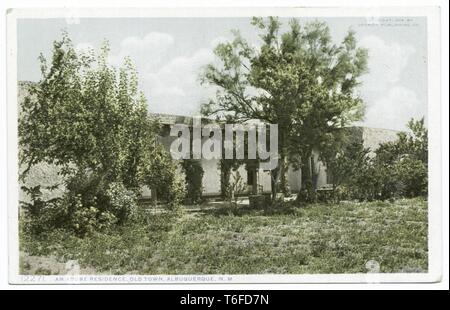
left=181, top=159, right=204, bottom=204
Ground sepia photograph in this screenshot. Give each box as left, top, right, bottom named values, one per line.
left=4, top=5, right=445, bottom=286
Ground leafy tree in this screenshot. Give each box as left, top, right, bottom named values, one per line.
left=226, top=170, right=247, bottom=207
left=375, top=118, right=428, bottom=166
left=323, top=140, right=371, bottom=201
left=374, top=118, right=428, bottom=198
left=322, top=118, right=428, bottom=202
left=20, top=33, right=155, bottom=186
left=19, top=33, right=180, bottom=234
left=201, top=17, right=368, bottom=201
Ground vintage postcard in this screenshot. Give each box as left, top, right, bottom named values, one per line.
left=6, top=7, right=442, bottom=284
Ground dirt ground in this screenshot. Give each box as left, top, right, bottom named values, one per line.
left=20, top=252, right=99, bottom=275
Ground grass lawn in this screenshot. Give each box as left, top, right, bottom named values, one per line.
left=20, top=197, right=428, bottom=275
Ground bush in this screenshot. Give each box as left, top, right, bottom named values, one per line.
left=104, top=182, right=138, bottom=222
left=226, top=170, right=247, bottom=207
left=63, top=173, right=138, bottom=235
left=370, top=118, right=428, bottom=200
left=322, top=141, right=372, bottom=202
left=21, top=147, right=182, bottom=237
left=144, top=146, right=186, bottom=208
left=324, top=118, right=428, bottom=202
left=181, top=159, right=204, bottom=205
left=21, top=175, right=142, bottom=237
left=393, top=157, right=428, bottom=198
left=348, top=165, right=400, bottom=201
left=71, top=204, right=105, bottom=236
left=297, top=184, right=317, bottom=204
left=20, top=185, right=67, bottom=236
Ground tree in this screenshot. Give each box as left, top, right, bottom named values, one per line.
left=201, top=17, right=368, bottom=201
left=20, top=33, right=155, bottom=186
left=323, top=140, right=371, bottom=201
left=19, top=33, right=179, bottom=233
left=321, top=118, right=428, bottom=202
left=374, top=118, right=428, bottom=198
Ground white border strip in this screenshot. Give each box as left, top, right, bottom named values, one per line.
left=3, top=6, right=444, bottom=18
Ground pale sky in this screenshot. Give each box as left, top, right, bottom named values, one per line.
left=17, top=17, right=428, bottom=131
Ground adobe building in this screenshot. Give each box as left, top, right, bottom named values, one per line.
left=145, top=113, right=399, bottom=198
left=17, top=81, right=400, bottom=202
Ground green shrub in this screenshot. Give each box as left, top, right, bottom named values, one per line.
left=104, top=182, right=138, bottom=222
left=21, top=176, right=141, bottom=237
left=144, top=145, right=186, bottom=208
left=19, top=33, right=177, bottom=236
left=393, top=157, right=428, bottom=198
left=324, top=118, right=428, bottom=202
left=20, top=186, right=67, bottom=236
left=362, top=118, right=429, bottom=201
left=181, top=159, right=204, bottom=205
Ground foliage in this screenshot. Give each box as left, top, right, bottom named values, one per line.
left=201, top=17, right=368, bottom=200
left=219, top=158, right=241, bottom=200
left=218, top=129, right=258, bottom=199
left=144, top=145, right=186, bottom=208
left=21, top=178, right=139, bottom=237
left=20, top=186, right=66, bottom=236
left=104, top=182, right=138, bottom=222
left=19, top=32, right=181, bottom=234
left=19, top=32, right=156, bottom=187
left=376, top=118, right=428, bottom=165
left=392, top=157, right=427, bottom=197
left=180, top=159, right=204, bottom=205
left=226, top=170, right=247, bottom=207
left=323, top=118, right=428, bottom=202
left=373, top=118, right=428, bottom=199
left=322, top=140, right=372, bottom=201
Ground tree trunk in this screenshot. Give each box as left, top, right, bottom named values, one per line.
left=270, top=153, right=288, bottom=202
left=300, top=163, right=312, bottom=190
left=279, top=156, right=290, bottom=195
left=151, top=188, right=158, bottom=206
left=251, top=169, right=258, bottom=195
left=298, top=152, right=315, bottom=203
left=220, top=160, right=232, bottom=200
